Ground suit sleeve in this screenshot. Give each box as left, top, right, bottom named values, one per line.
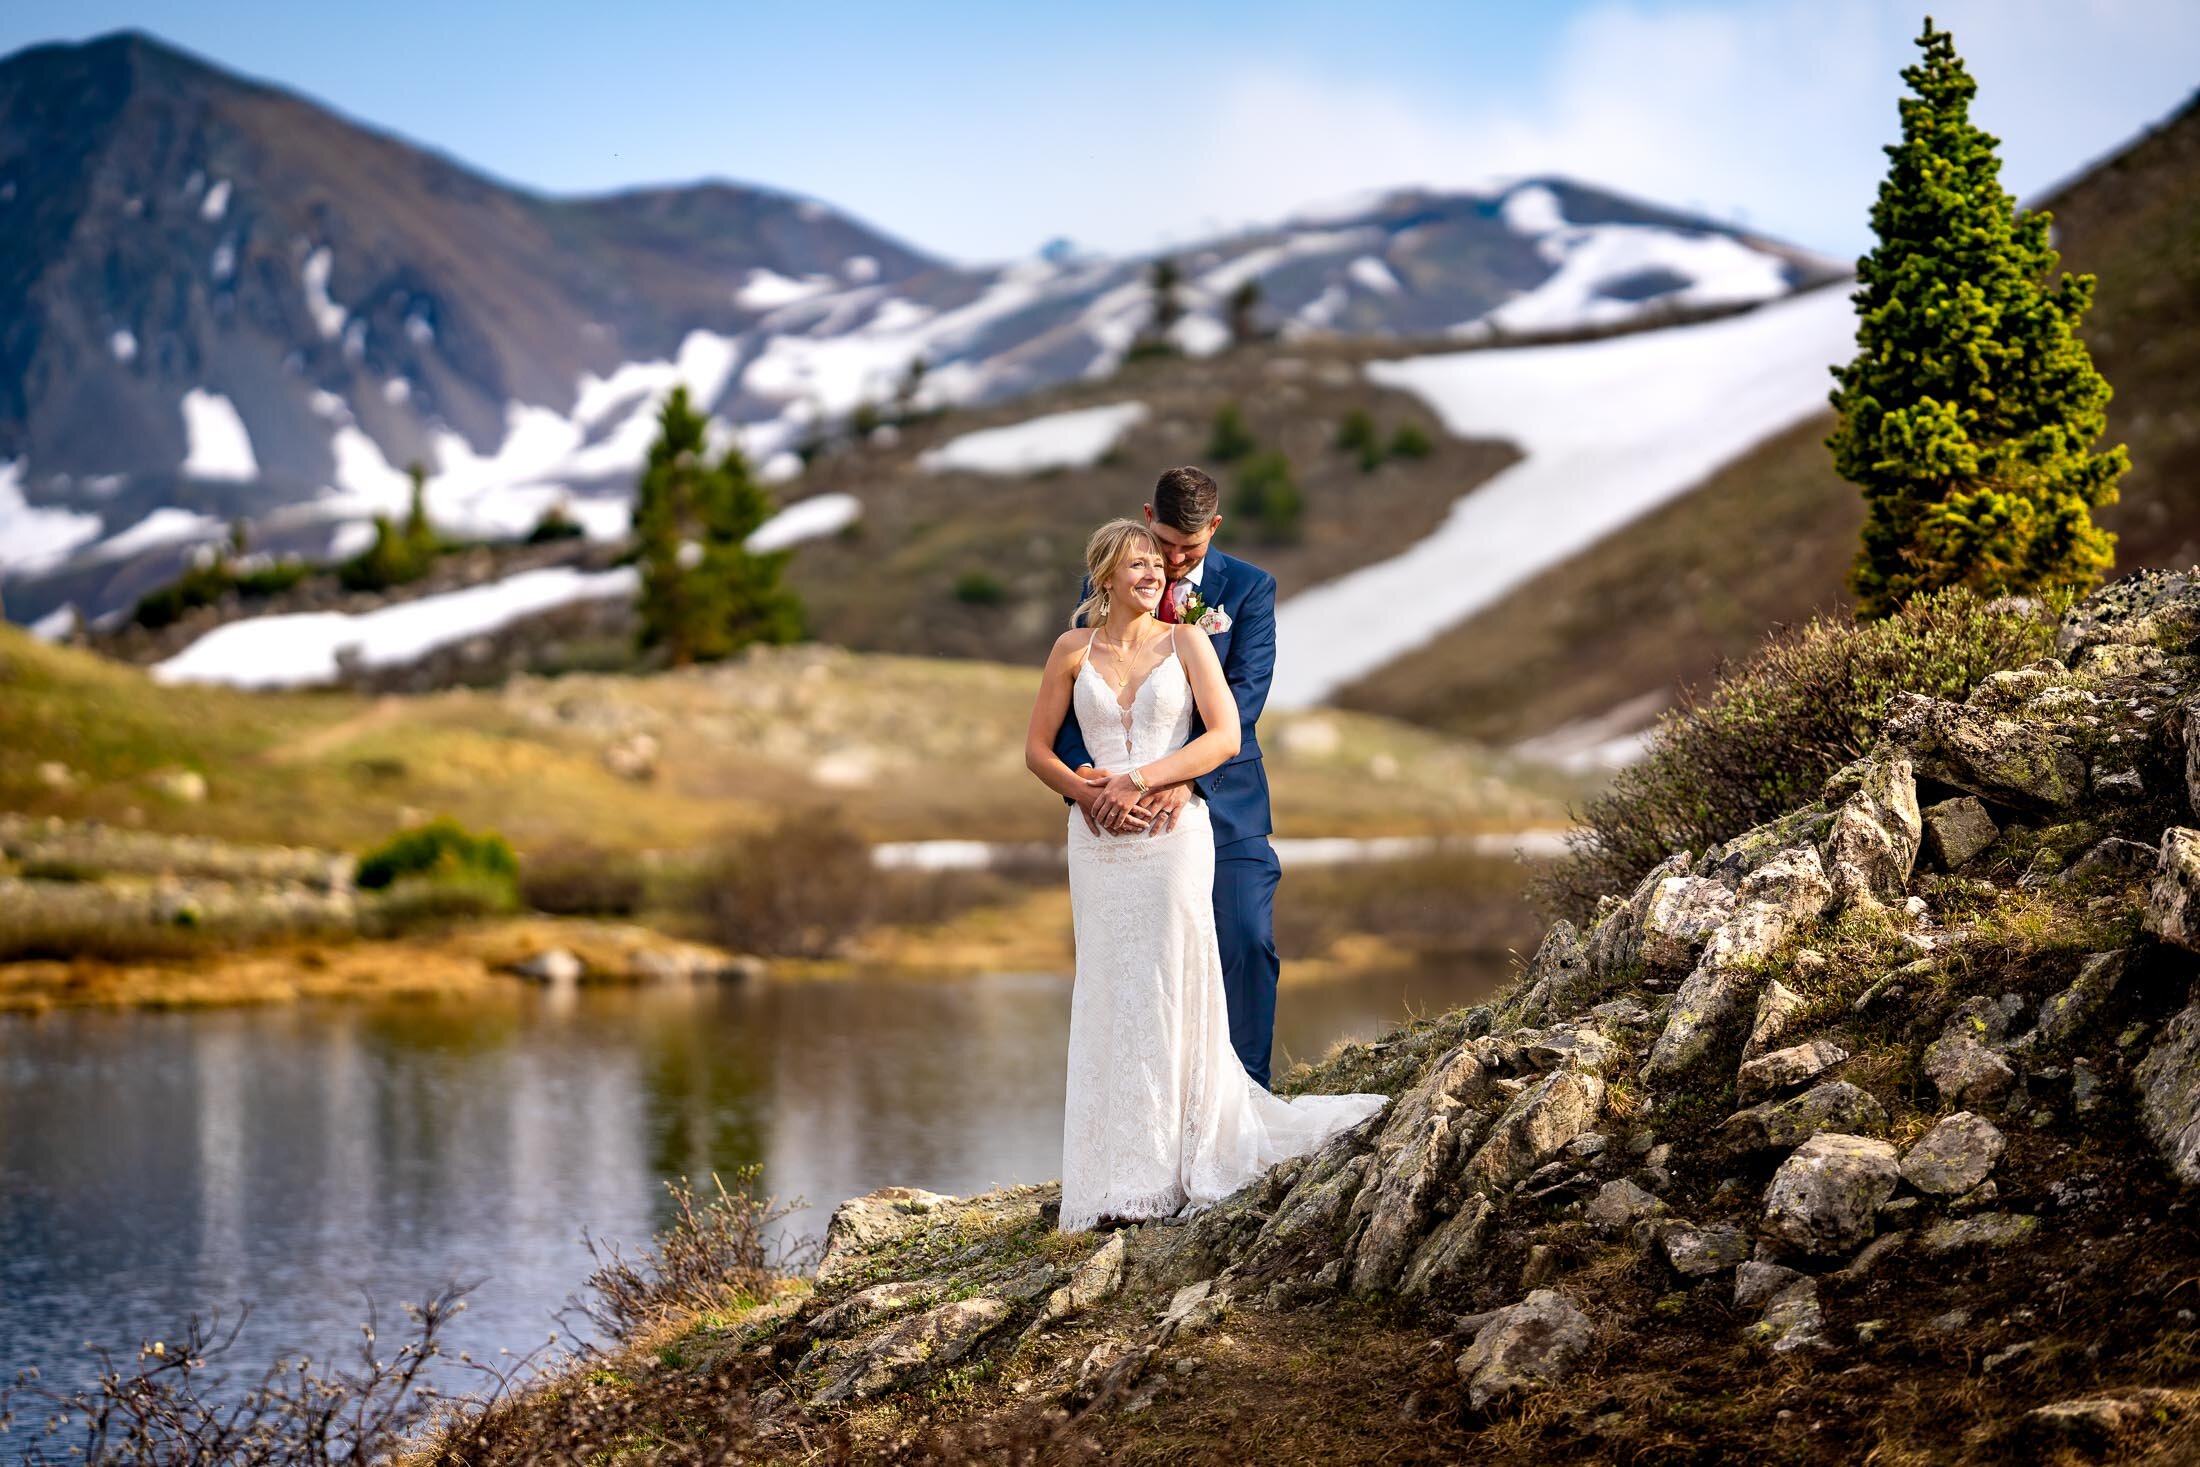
left=1052, top=577, right=1095, bottom=790
left=1220, top=570, right=1277, bottom=743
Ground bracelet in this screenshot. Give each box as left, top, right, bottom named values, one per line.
left=1129, top=767, right=1150, bottom=795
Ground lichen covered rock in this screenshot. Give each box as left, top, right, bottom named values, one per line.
left=1762, top=1133, right=1899, bottom=1256
left=2146, top=828, right=2200, bottom=952
left=1900, top=1111, right=2005, bottom=1197
left=1454, top=1289, right=1594, bottom=1412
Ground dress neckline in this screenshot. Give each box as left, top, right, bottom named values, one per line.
left=1079, top=644, right=1181, bottom=714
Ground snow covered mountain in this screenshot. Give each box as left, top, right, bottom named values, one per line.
left=0, top=29, right=1842, bottom=628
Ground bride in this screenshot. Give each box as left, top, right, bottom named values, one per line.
left=1024, top=518, right=1388, bottom=1232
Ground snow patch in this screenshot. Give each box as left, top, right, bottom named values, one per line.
left=1196, top=229, right=1381, bottom=297
left=1347, top=256, right=1401, bottom=295
left=210, top=240, right=235, bottom=280
left=405, top=313, right=435, bottom=345
left=1500, top=184, right=1567, bottom=235
left=153, top=565, right=642, bottom=689
left=108, top=330, right=137, bottom=363
left=842, top=255, right=879, bottom=283
left=89, top=507, right=226, bottom=561
left=1269, top=286, right=1860, bottom=708
left=326, top=520, right=378, bottom=560
left=0, top=459, right=102, bottom=575
left=180, top=389, right=259, bottom=481
left=736, top=268, right=834, bottom=310
left=383, top=378, right=412, bottom=404
left=301, top=247, right=346, bottom=339
left=1168, top=313, right=1232, bottom=358
left=749, top=493, right=860, bottom=552
left=29, top=603, right=78, bottom=641
left=917, top=401, right=1148, bottom=476
left=1485, top=224, right=1791, bottom=335
left=199, top=178, right=231, bottom=221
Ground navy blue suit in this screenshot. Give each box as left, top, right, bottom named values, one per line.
left=1054, top=550, right=1283, bottom=1087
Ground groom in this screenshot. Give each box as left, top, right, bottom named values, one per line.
left=1055, top=466, right=1284, bottom=1088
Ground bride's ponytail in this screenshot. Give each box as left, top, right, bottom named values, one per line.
left=1073, top=518, right=1160, bottom=630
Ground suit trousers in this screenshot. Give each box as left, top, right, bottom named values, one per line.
left=1212, top=833, right=1282, bottom=1089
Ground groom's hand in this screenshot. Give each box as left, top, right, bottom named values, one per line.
left=1137, top=782, right=1192, bottom=835
left=1092, top=772, right=1153, bottom=834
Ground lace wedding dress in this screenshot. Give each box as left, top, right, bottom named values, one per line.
left=1058, top=626, right=1388, bottom=1232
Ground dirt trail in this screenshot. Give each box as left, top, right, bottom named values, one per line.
left=266, top=695, right=412, bottom=763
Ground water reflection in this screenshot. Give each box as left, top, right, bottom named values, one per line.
left=0, top=960, right=1506, bottom=1400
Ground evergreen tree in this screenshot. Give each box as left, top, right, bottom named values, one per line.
left=1227, top=279, right=1263, bottom=347
left=403, top=460, right=435, bottom=558
left=1206, top=402, right=1255, bottom=462
left=1830, top=18, right=2126, bottom=618
left=1232, top=451, right=1305, bottom=544
left=634, top=386, right=804, bottom=665
left=1150, top=257, right=1183, bottom=338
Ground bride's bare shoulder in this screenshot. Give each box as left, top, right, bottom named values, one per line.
left=1047, top=627, right=1092, bottom=665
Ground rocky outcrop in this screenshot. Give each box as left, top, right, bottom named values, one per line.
left=683, top=572, right=2200, bottom=1456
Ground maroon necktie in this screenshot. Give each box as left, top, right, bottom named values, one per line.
left=1158, top=580, right=1182, bottom=623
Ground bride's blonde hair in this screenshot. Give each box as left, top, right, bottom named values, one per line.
left=1073, top=518, right=1162, bottom=630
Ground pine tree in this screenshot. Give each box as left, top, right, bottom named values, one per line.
left=1150, top=257, right=1183, bottom=338
left=634, top=386, right=804, bottom=664
left=1206, top=402, right=1255, bottom=462
left=402, top=460, right=435, bottom=558
left=1830, top=18, right=2126, bottom=618
left=1227, top=279, right=1263, bottom=347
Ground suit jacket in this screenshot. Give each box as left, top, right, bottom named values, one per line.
left=1052, top=548, right=1276, bottom=848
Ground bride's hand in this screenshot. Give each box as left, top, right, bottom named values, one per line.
left=1089, top=772, right=1152, bottom=835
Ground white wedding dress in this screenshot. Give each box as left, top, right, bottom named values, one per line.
left=1058, top=626, right=1388, bottom=1232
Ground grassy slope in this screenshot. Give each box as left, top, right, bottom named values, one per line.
left=0, top=626, right=1574, bottom=859
left=1336, top=94, right=2200, bottom=745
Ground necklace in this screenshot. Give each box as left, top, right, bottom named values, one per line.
left=1093, top=617, right=1152, bottom=690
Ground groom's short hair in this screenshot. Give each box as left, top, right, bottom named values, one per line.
left=1153, top=466, right=1220, bottom=531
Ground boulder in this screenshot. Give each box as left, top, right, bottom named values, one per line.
left=2021, top=1392, right=2175, bottom=1453
left=1028, top=1232, right=1128, bottom=1332
left=1923, top=1031, right=2016, bottom=1109
left=1459, top=1067, right=1606, bottom=1195
left=2055, top=568, right=2200, bottom=660
left=1880, top=694, right=2087, bottom=812
left=2189, top=698, right=2200, bottom=817
left=513, top=948, right=583, bottom=984
left=1586, top=1178, right=1665, bottom=1237
left=1748, top=1279, right=1828, bottom=1354
left=1899, top=1112, right=2005, bottom=1197
left=1723, top=1080, right=1889, bottom=1152
left=1733, top=1260, right=1804, bottom=1311
left=1639, top=876, right=1738, bottom=975
left=2061, top=836, right=2159, bottom=885
left=1400, top=1194, right=1494, bottom=1297
left=1819, top=757, right=1922, bottom=906
left=2145, top=828, right=2200, bottom=952
left=2136, top=998, right=2200, bottom=1185
left=811, top=1297, right=1012, bottom=1404
left=1660, top=1223, right=1751, bottom=1278
left=1762, top=1133, right=1899, bottom=1256
left=1921, top=796, right=1997, bottom=870
left=2018, top=952, right=2127, bottom=1055
left=818, top=1186, right=957, bottom=1282
left=1709, top=847, right=1837, bottom=968
left=1511, top=921, right=1590, bottom=1021
left=1453, top=1289, right=1594, bottom=1412
left=1741, top=980, right=1806, bottom=1062
left=1248, top=1147, right=1371, bottom=1272
left=1919, top=1212, right=2040, bottom=1254
left=1590, top=853, right=1689, bottom=978
left=1737, top=1039, right=1849, bottom=1105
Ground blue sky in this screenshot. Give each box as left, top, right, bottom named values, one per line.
left=3, top=1, right=2194, bottom=264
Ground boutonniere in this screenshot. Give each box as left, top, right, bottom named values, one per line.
left=1180, top=590, right=1231, bottom=635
